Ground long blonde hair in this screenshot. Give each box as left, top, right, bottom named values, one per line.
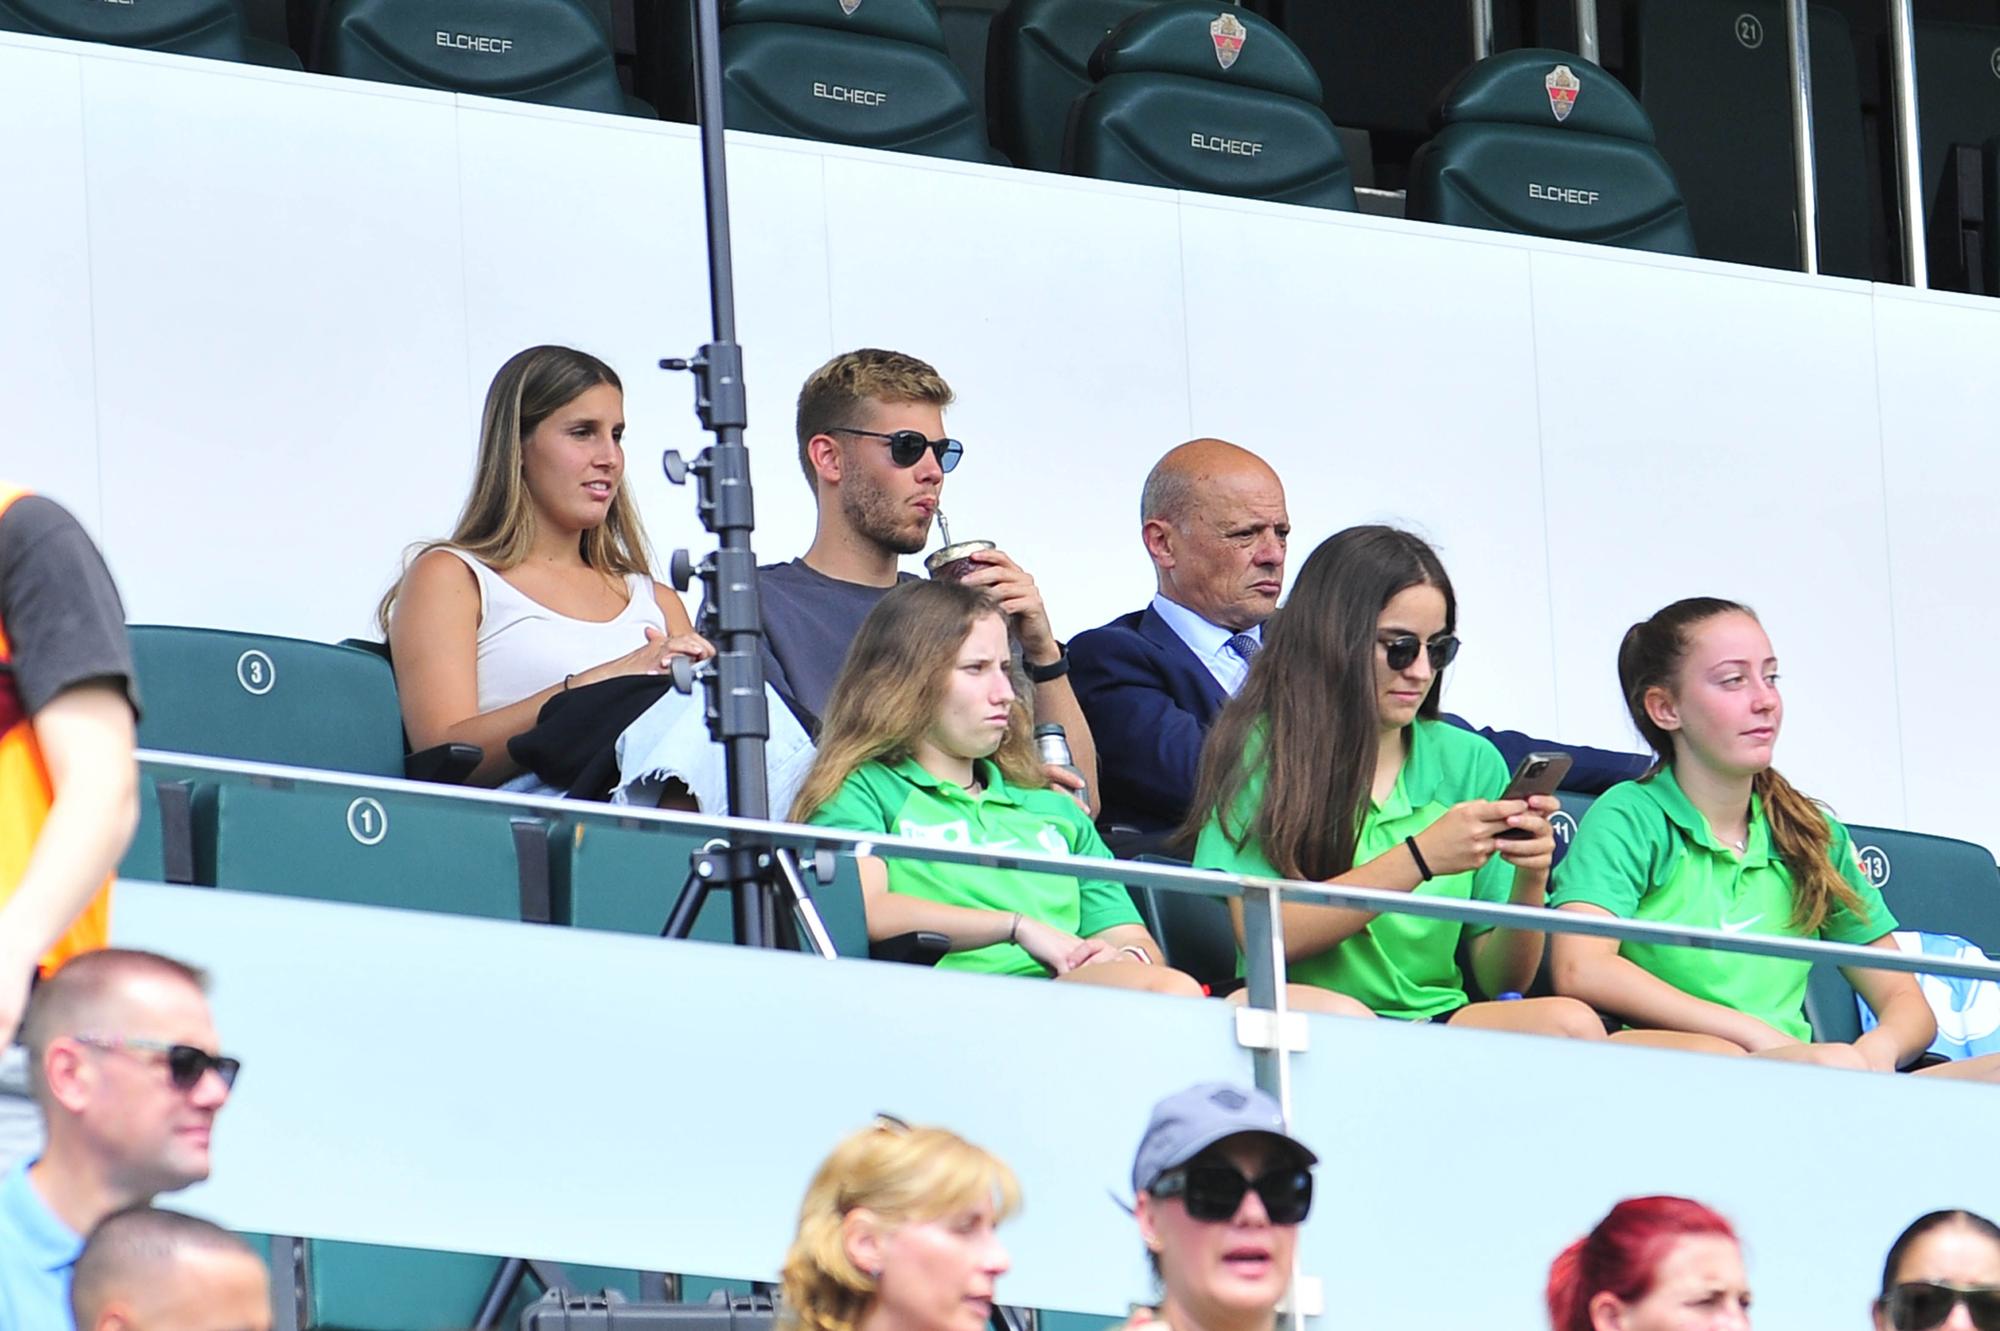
left=781, top=1119, right=1020, bottom=1331
left=789, top=580, right=1046, bottom=820
left=377, top=345, right=654, bottom=633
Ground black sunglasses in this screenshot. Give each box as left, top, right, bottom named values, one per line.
left=1885, top=1282, right=2000, bottom=1331
left=832, top=426, right=963, bottom=473
left=1149, top=1164, right=1313, bottom=1225
left=76, top=1035, right=242, bottom=1091
left=1379, top=633, right=1460, bottom=673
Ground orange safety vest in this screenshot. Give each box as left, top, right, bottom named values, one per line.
left=0, top=483, right=113, bottom=973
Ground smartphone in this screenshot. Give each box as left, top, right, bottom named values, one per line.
left=1496, top=751, right=1572, bottom=839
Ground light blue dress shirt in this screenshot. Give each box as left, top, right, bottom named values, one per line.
left=0, top=1160, right=84, bottom=1331
left=1149, top=594, right=1260, bottom=696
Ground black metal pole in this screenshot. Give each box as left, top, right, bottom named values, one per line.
left=662, top=0, right=781, bottom=948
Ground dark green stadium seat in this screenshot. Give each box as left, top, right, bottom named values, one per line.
left=1129, top=853, right=1236, bottom=993
left=560, top=816, right=871, bottom=957
left=1626, top=0, right=1872, bottom=276
left=1803, top=822, right=2000, bottom=1043
left=314, top=0, right=644, bottom=115
left=986, top=0, right=1167, bottom=171
left=1064, top=3, right=1357, bottom=210
left=1912, top=21, right=2000, bottom=290
left=130, top=627, right=408, bottom=777
left=205, top=779, right=551, bottom=922
left=938, top=0, right=1003, bottom=119
left=1550, top=790, right=1594, bottom=869
left=718, top=0, right=993, bottom=162
left=1407, top=49, right=1696, bottom=254
left=1245, top=0, right=1520, bottom=166
left=0, top=0, right=299, bottom=66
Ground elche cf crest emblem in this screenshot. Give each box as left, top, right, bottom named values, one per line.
left=1211, top=12, right=1247, bottom=70
left=1545, top=63, right=1580, bottom=122
left=838, top=0, right=860, bottom=13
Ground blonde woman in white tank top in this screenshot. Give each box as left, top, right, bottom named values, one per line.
left=380, top=347, right=712, bottom=787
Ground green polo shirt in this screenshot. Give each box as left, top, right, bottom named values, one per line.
left=806, top=756, right=1139, bottom=977
left=1549, top=766, right=1895, bottom=1041
left=1193, top=719, right=1515, bottom=1020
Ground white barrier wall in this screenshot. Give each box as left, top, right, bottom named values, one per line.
left=8, top=32, right=2000, bottom=849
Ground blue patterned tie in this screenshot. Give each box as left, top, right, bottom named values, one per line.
left=1225, top=632, right=1260, bottom=663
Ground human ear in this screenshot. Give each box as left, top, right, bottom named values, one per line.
left=43, top=1041, right=91, bottom=1115
left=842, top=1207, right=885, bottom=1279
left=1134, top=1194, right=1163, bottom=1254
left=808, top=435, right=844, bottom=487
left=1643, top=684, right=1682, bottom=734
left=1587, top=1291, right=1627, bottom=1331
left=1141, top=519, right=1176, bottom=568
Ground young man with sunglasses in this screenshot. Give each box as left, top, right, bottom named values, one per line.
left=756, top=348, right=1097, bottom=807
left=1130, top=1082, right=1316, bottom=1331
left=1070, top=440, right=1646, bottom=845
left=0, top=950, right=238, bottom=1331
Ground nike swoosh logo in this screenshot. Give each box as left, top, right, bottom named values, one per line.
left=1721, top=916, right=1764, bottom=934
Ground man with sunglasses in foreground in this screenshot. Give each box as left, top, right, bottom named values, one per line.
left=754, top=348, right=1098, bottom=807
left=1129, top=1082, right=1316, bottom=1331
left=1071, top=440, right=1646, bottom=849
left=0, top=950, right=238, bottom=1331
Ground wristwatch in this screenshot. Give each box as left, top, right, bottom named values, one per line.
left=1027, top=649, right=1070, bottom=683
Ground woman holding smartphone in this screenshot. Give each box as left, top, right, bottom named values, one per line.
left=1551, top=596, right=2000, bottom=1077
left=1184, top=525, right=1605, bottom=1037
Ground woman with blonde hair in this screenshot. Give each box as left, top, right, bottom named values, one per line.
left=782, top=1117, right=1017, bottom=1331
left=793, top=580, right=1195, bottom=995
left=379, top=345, right=711, bottom=787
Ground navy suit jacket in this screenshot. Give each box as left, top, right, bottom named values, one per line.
left=1070, top=604, right=1650, bottom=836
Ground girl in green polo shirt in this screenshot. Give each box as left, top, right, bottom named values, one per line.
left=1184, top=525, right=1606, bottom=1039
left=791, top=580, right=1198, bottom=997
left=1551, top=596, right=1999, bottom=1078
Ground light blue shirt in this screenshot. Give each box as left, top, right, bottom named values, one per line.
left=1149, top=594, right=1259, bottom=696
left=0, top=1160, right=84, bottom=1331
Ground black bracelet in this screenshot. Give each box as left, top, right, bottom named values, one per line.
left=1027, top=650, right=1070, bottom=684
left=1405, top=836, right=1433, bottom=882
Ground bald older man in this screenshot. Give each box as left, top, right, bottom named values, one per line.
left=1070, top=440, right=1646, bottom=842
left=71, top=1207, right=270, bottom=1331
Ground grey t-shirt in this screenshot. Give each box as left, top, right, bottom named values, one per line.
left=0, top=495, right=138, bottom=721
left=754, top=559, right=915, bottom=734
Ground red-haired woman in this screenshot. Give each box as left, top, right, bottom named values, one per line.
left=1547, top=1196, right=1749, bottom=1331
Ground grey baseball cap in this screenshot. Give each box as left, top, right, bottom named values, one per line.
left=1130, top=1082, right=1318, bottom=1197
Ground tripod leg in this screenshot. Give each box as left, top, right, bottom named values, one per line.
left=663, top=858, right=717, bottom=939
left=774, top=848, right=838, bottom=959
left=472, top=1258, right=526, bottom=1330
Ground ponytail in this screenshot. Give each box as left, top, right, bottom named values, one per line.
left=1545, top=1238, right=1591, bottom=1331
left=1754, top=768, right=1870, bottom=933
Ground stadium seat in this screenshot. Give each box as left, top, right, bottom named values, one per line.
left=0, top=0, right=300, bottom=66
left=1550, top=790, right=1594, bottom=868
left=1625, top=0, right=1872, bottom=277
left=1246, top=0, right=1521, bottom=172
left=560, top=816, right=872, bottom=958
left=1911, top=20, right=2000, bottom=290
left=938, top=0, right=1004, bottom=120
left=313, top=0, right=644, bottom=115
left=986, top=0, right=1167, bottom=172
left=203, top=779, right=553, bottom=922
left=1407, top=48, right=1697, bottom=254
left=717, top=0, right=994, bottom=163
left=1804, top=822, right=2000, bottom=1043
left=1064, top=3, right=1357, bottom=210
left=1130, top=854, right=1237, bottom=993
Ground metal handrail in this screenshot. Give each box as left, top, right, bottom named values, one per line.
left=136, top=749, right=2000, bottom=985
left=1888, top=0, right=1928, bottom=287
left=1784, top=0, right=1821, bottom=274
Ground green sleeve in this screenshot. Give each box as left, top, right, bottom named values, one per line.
left=1046, top=798, right=1141, bottom=937
left=1820, top=816, right=1898, bottom=943
left=804, top=767, right=896, bottom=834
left=1547, top=784, right=1664, bottom=918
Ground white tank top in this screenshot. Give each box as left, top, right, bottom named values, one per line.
left=440, top=547, right=668, bottom=713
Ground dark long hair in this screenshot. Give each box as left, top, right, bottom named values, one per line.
left=1617, top=596, right=1867, bottom=934
left=1546, top=1196, right=1738, bottom=1331
left=1878, top=1210, right=2000, bottom=1302
left=1182, top=525, right=1453, bottom=880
